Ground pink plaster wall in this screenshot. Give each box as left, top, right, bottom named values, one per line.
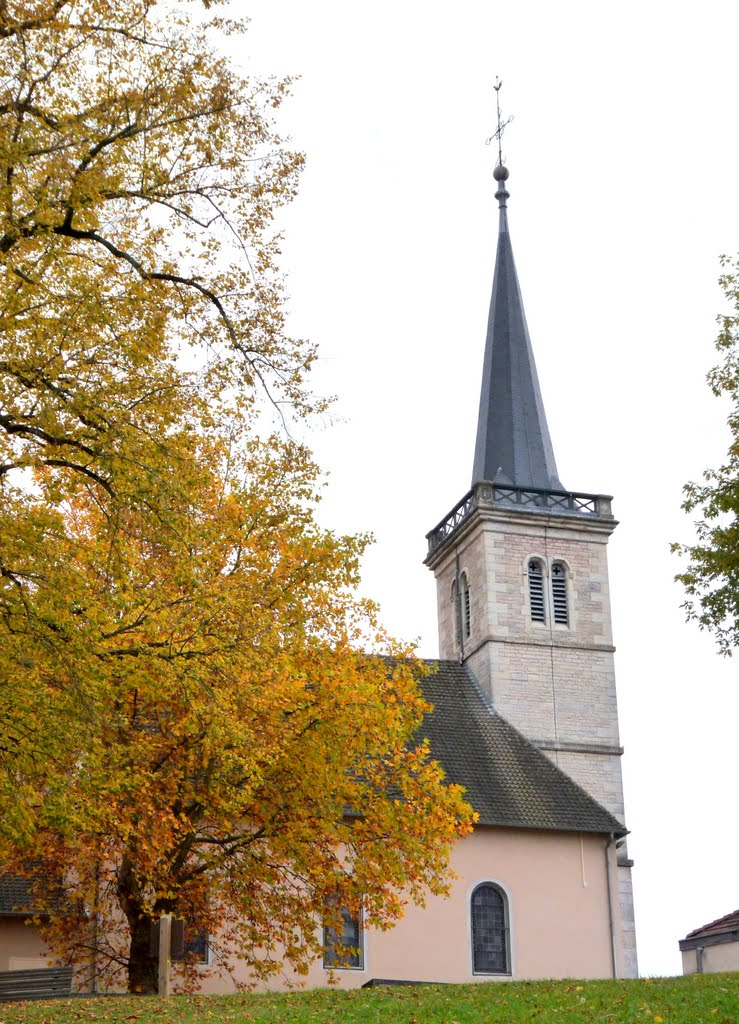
left=682, top=940, right=739, bottom=975
left=196, top=827, right=619, bottom=993
left=0, top=919, right=50, bottom=971
left=0, top=828, right=620, bottom=993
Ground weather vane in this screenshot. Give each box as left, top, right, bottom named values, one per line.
left=486, top=77, right=513, bottom=166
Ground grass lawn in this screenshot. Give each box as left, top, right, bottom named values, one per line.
left=1, top=974, right=738, bottom=1024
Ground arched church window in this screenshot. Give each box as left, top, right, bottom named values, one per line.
left=528, top=560, right=545, bottom=623
left=471, top=883, right=510, bottom=975
left=460, top=572, right=471, bottom=639
left=551, top=562, right=569, bottom=626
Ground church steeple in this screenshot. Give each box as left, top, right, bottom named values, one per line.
left=425, top=116, right=637, bottom=978
left=471, top=164, right=563, bottom=492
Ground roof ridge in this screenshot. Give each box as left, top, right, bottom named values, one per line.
left=488, top=709, right=626, bottom=835
left=419, top=662, right=627, bottom=837
left=464, top=670, right=626, bottom=835
left=362, top=657, right=627, bottom=837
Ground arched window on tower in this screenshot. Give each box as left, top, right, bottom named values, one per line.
left=551, top=562, right=569, bottom=626
left=471, top=883, right=510, bottom=975
left=460, top=572, right=471, bottom=640
left=528, top=560, right=545, bottom=623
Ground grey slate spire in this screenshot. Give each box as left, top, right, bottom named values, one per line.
left=471, top=165, right=564, bottom=491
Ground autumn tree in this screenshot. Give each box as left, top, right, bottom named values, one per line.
left=0, top=0, right=304, bottom=855
left=675, top=254, right=739, bottom=653
left=0, top=0, right=474, bottom=995
left=6, top=432, right=472, bottom=992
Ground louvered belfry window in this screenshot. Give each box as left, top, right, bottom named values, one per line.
left=528, top=560, right=545, bottom=622
left=460, top=572, right=471, bottom=639
left=471, top=883, right=510, bottom=975
left=551, top=563, right=568, bottom=625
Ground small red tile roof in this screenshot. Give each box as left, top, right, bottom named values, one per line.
left=683, top=909, right=739, bottom=942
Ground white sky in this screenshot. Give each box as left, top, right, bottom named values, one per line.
left=228, top=0, right=739, bottom=978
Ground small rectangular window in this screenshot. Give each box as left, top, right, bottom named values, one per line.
left=182, top=929, right=209, bottom=963
left=461, top=573, right=472, bottom=639
left=150, top=920, right=209, bottom=964
left=323, top=906, right=363, bottom=970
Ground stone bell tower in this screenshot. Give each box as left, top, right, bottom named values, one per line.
left=425, top=162, right=638, bottom=978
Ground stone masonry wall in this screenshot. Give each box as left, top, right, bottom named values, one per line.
left=429, top=506, right=638, bottom=977
left=433, top=510, right=624, bottom=819
left=618, top=865, right=639, bottom=979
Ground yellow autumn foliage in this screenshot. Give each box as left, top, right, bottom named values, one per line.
left=0, top=0, right=473, bottom=995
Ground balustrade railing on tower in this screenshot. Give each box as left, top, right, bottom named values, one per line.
left=426, top=482, right=613, bottom=553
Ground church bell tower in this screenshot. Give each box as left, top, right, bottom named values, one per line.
left=424, top=160, right=638, bottom=978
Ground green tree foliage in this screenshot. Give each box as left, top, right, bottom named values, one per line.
left=675, top=254, right=739, bottom=653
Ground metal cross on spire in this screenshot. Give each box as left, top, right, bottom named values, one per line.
left=487, top=77, right=513, bottom=166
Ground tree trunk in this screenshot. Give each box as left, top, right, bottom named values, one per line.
left=127, top=911, right=157, bottom=994
left=117, top=856, right=158, bottom=994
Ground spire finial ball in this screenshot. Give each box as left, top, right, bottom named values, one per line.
left=493, top=164, right=509, bottom=181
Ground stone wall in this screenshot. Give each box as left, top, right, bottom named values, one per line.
left=428, top=504, right=638, bottom=977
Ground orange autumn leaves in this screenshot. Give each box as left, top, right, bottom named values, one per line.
left=10, top=439, right=472, bottom=989
left=0, top=0, right=473, bottom=993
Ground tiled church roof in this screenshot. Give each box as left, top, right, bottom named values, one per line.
left=0, top=871, right=68, bottom=918
left=0, top=658, right=626, bottom=920
left=419, top=659, right=627, bottom=837
left=0, top=875, right=38, bottom=917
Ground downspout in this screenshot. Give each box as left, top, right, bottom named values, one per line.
left=604, top=833, right=619, bottom=978
left=696, top=945, right=705, bottom=974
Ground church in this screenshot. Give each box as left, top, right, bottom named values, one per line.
left=288, top=157, right=640, bottom=987
left=240, top=155, right=639, bottom=987
left=166, top=153, right=640, bottom=987
left=0, top=158, right=638, bottom=991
